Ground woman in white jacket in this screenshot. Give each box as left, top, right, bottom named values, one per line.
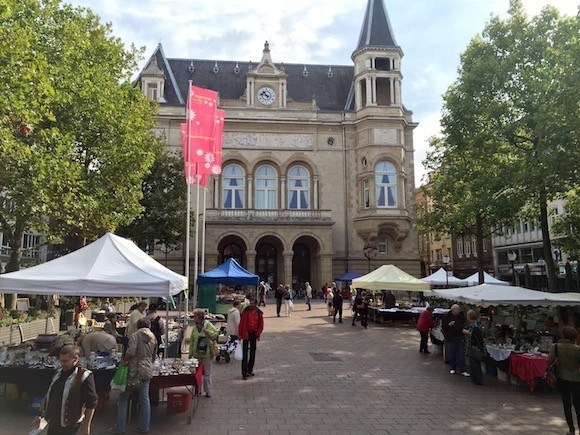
left=226, top=300, right=241, bottom=339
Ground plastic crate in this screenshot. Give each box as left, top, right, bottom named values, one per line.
left=167, top=391, right=190, bottom=414
left=28, top=396, right=43, bottom=416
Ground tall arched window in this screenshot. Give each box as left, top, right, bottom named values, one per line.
left=255, top=165, right=278, bottom=209
left=222, top=164, right=245, bottom=209
left=375, top=161, right=397, bottom=207
left=288, top=165, right=310, bottom=209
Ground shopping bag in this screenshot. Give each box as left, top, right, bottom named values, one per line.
left=110, top=363, right=128, bottom=392
left=210, top=340, right=219, bottom=358
left=289, top=300, right=294, bottom=311
left=234, top=340, right=243, bottom=361
left=544, top=344, right=558, bottom=389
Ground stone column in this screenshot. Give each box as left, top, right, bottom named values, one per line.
left=281, top=177, right=287, bottom=209
left=370, top=76, right=377, bottom=105
left=283, top=251, right=294, bottom=286
left=365, top=77, right=372, bottom=108
left=354, top=79, right=362, bottom=111
left=390, top=78, right=395, bottom=105
left=395, top=79, right=401, bottom=107
left=313, top=176, right=319, bottom=210
left=247, top=176, right=253, bottom=209
left=320, top=253, right=334, bottom=287
left=246, top=250, right=257, bottom=275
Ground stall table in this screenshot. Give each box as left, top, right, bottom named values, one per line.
left=509, top=353, right=548, bottom=392
left=485, top=345, right=513, bottom=374
left=370, top=307, right=449, bottom=324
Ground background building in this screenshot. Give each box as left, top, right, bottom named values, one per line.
left=138, top=0, right=420, bottom=290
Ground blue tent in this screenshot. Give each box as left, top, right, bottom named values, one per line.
left=197, top=258, right=259, bottom=287
left=337, top=271, right=362, bottom=281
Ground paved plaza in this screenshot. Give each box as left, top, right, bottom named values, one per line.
left=1, top=301, right=568, bottom=434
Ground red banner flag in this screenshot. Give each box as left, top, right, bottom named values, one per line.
left=184, top=85, right=218, bottom=165
left=181, top=123, right=207, bottom=186
left=198, top=109, right=225, bottom=176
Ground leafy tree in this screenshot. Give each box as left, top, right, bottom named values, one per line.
left=117, top=149, right=188, bottom=264
left=0, top=0, right=159, bottom=305
left=553, top=190, right=580, bottom=261
left=418, top=1, right=579, bottom=290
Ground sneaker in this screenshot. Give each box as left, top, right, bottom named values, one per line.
left=449, top=370, right=456, bottom=374
left=461, top=372, right=470, bottom=377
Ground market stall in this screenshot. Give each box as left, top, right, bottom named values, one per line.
left=197, top=259, right=259, bottom=316
left=421, top=268, right=468, bottom=287
left=352, top=265, right=431, bottom=293
left=336, top=271, right=361, bottom=298
left=465, top=271, right=509, bottom=286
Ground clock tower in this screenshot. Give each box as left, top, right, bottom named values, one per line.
left=246, top=41, right=288, bottom=108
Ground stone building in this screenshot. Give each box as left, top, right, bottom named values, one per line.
left=137, top=0, right=419, bottom=290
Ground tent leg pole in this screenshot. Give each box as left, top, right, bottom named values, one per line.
left=165, top=290, right=170, bottom=359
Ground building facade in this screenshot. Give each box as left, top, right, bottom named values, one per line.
left=138, top=0, right=420, bottom=290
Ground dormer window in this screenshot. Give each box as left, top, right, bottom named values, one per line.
left=302, top=66, right=309, bottom=78
left=147, top=82, right=159, bottom=101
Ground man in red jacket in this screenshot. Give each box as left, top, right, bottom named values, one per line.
left=238, top=298, right=264, bottom=380
left=417, top=307, right=436, bottom=354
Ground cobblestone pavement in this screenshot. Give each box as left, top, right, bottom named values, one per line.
left=1, top=300, right=569, bottom=434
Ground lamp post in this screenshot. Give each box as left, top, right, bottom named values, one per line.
left=538, top=258, right=546, bottom=291
left=363, top=244, right=377, bottom=273
left=443, top=254, right=450, bottom=288
left=507, top=251, right=517, bottom=286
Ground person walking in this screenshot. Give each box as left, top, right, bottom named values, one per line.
left=326, top=286, right=335, bottom=316
left=464, top=310, right=485, bottom=385
left=275, top=284, right=284, bottom=317
left=417, top=307, right=436, bottom=354
left=332, top=289, right=343, bottom=323
left=352, top=290, right=362, bottom=326
left=283, top=285, right=293, bottom=317
left=238, top=298, right=264, bottom=380
left=110, top=318, right=157, bottom=434
left=548, top=326, right=580, bottom=435
left=258, top=281, right=267, bottom=307
left=189, top=308, right=219, bottom=397
left=34, top=345, right=98, bottom=435
left=305, top=282, right=312, bottom=311
left=226, top=300, right=241, bottom=340
left=358, top=291, right=370, bottom=329
left=323, top=282, right=329, bottom=304
left=442, top=304, right=469, bottom=377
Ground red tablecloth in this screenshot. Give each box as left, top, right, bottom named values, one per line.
left=150, top=363, right=204, bottom=393
left=509, top=353, right=548, bottom=392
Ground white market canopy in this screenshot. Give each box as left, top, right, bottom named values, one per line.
left=421, top=268, right=468, bottom=287
left=352, top=265, right=430, bottom=292
left=466, top=271, right=509, bottom=286
left=432, top=284, right=580, bottom=308
left=0, top=233, right=187, bottom=297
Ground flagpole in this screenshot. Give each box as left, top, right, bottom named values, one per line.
left=184, top=80, right=192, bottom=315
left=193, top=171, right=201, bottom=309
left=201, top=186, right=207, bottom=273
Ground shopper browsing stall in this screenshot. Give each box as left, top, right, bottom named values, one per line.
left=227, top=300, right=241, bottom=339
left=417, top=307, right=436, bottom=354
left=189, top=309, right=219, bottom=397
left=238, top=298, right=264, bottom=380
left=442, top=304, right=469, bottom=377
left=125, top=301, right=147, bottom=338
left=464, top=310, right=485, bottom=385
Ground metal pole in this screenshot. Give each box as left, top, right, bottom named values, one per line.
left=201, top=186, right=207, bottom=273
left=184, top=80, right=192, bottom=315
left=193, top=177, right=201, bottom=308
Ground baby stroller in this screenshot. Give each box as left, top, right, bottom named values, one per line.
left=215, top=335, right=238, bottom=363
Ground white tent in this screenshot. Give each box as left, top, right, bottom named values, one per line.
left=466, top=271, right=509, bottom=286
left=352, top=265, right=430, bottom=292
left=0, top=233, right=187, bottom=297
left=420, top=268, right=468, bottom=287
left=433, top=284, right=580, bottom=308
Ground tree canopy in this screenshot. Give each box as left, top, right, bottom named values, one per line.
left=0, top=0, right=160, bottom=279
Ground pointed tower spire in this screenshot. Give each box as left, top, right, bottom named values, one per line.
left=355, top=0, right=399, bottom=53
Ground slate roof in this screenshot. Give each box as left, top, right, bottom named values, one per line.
left=355, top=0, right=399, bottom=51
left=143, top=48, right=356, bottom=112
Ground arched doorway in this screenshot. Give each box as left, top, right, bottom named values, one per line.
left=255, top=236, right=284, bottom=288
left=292, top=236, right=320, bottom=291
left=218, top=235, right=247, bottom=267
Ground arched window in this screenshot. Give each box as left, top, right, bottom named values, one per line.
left=375, top=161, right=397, bottom=207
left=288, top=165, right=310, bottom=210
left=255, top=165, right=278, bottom=209
left=222, top=164, right=245, bottom=209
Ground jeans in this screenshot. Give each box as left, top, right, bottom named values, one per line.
left=470, top=357, right=483, bottom=385
left=47, top=423, right=79, bottom=435
left=114, top=379, right=151, bottom=433
left=333, top=306, right=343, bottom=323
left=419, top=331, right=429, bottom=352
left=242, top=334, right=257, bottom=376
left=276, top=299, right=282, bottom=316
left=558, top=379, right=580, bottom=432
left=199, top=357, right=213, bottom=394
left=284, top=299, right=291, bottom=316
left=306, top=297, right=311, bottom=310
left=446, top=337, right=466, bottom=372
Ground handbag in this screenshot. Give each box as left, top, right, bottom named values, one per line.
left=233, top=340, right=243, bottom=361
left=209, top=340, right=219, bottom=358
left=467, top=346, right=483, bottom=362
left=197, top=336, right=209, bottom=352
left=289, top=300, right=294, bottom=311
left=125, top=374, right=140, bottom=393
left=544, top=344, right=558, bottom=389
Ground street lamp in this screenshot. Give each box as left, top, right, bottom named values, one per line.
left=443, top=254, right=450, bottom=288
left=363, top=244, right=377, bottom=273
left=507, top=251, right=517, bottom=286
left=538, top=258, right=546, bottom=291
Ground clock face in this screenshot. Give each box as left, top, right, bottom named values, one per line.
left=257, top=86, right=276, bottom=105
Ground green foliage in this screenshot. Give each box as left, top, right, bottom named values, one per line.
left=0, top=0, right=160, bottom=272
left=553, top=190, right=580, bottom=260
left=117, top=149, right=188, bottom=256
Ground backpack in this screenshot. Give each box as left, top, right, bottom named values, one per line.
left=150, top=316, right=162, bottom=342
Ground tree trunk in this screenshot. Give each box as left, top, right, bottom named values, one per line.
left=538, top=185, right=558, bottom=292
left=475, top=212, right=485, bottom=285
left=5, top=226, right=24, bottom=309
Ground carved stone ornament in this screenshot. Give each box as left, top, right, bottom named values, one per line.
left=223, top=132, right=312, bottom=149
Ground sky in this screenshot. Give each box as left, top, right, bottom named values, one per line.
left=68, top=0, right=578, bottom=187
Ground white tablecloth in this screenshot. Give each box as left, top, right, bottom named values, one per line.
left=486, top=345, right=513, bottom=361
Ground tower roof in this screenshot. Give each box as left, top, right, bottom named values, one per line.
left=355, top=0, right=399, bottom=52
